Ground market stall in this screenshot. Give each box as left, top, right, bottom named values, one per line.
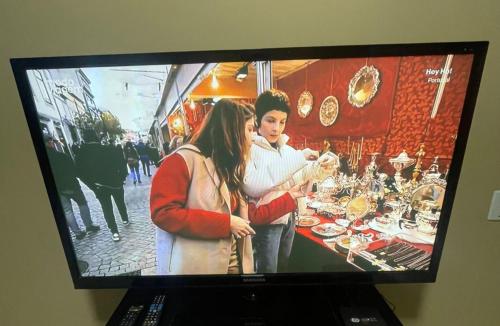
left=277, top=55, right=473, bottom=273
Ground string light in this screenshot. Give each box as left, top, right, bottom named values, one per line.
left=211, top=70, right=219, bottom=89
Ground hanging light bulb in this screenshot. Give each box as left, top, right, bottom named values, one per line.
left=211, top=70, right=219, bottom=89
left=189, top=98, right=196, bottom=110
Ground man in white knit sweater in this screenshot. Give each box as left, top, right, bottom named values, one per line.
left=243, top=89, right=338, bottom=273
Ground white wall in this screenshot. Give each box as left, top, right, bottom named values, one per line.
left=1, top=1, right=499, bottom=324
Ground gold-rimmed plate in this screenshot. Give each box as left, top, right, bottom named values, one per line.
left=319, top=95, right=339, bottom=126
left=297, top=216, right=321, bottom=227
left=311, top=223, right=346, bottom=237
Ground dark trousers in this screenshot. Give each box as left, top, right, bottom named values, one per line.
left=60, top=187, right=94, bottom=234
left=94, top=185, right=128, bottom=234
left=140, top=155, right=151, bottom=176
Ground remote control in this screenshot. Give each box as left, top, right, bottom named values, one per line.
left=119, top=305, right=144, bottom=326
left=141, top=294, right=166, bottom=326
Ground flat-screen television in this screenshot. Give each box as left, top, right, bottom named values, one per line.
left=11, top=42, right=487, bottom=289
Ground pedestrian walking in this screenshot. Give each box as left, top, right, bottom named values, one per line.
left=44, top=134, right=100, bottom=240
left=124, top=141, right=141, bottom=185
left=136, top=139, right=151, bottom=177
left=75, top=130, right=130, bottom=241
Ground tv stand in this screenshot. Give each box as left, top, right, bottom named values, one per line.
left=107, top=285, right=401, bottom=325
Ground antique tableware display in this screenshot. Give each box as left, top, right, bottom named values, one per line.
left=389, top=150, right=415, bottom=191
left=410, top=181, right=446, bottom=235
left=305, top=143, right=451, bottom=259
left=345, top=195, right=370, bottom=221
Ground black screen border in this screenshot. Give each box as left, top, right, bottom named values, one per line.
left=11, top=41, right=488, bottom=289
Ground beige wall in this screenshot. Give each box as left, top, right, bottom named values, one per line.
left=1, top=1, right=499, bottom=324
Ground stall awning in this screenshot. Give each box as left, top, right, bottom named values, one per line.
left=155, top=63, right=217, bottom=125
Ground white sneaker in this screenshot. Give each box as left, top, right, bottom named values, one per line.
left=122, top=220, right=130, bottom=226
left=112, top=233, right=120, bottom=241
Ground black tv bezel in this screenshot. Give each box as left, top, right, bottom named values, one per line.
left=10, top=41, right=488, bottom=289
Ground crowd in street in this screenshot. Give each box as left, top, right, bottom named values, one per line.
left=45, top=89, right=340, bottom=276
left=45, top=132, right=160, bottom=242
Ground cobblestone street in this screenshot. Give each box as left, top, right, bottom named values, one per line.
left=71, top=164, right=159, bottom=277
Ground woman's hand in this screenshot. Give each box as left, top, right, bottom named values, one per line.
left=230, top=215, right=256, bottom=239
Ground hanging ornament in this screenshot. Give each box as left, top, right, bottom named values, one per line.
left=348, top=63, right=380, bottom=108
left=319, top=96, right=339, bottom=127
left=297, top=67, right=313, bottom=118
left=298, top=91, right=313, bottom=118
left=319, top=61, right=339, bottom=127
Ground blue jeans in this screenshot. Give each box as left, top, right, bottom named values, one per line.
left=128, top=163, right=141, bottom=182
left=252, top=215, right=295, bottom=273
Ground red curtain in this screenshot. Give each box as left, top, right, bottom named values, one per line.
left=275, top=55, right=473, bottom=174
left=277, top=57, right=400, bottom=141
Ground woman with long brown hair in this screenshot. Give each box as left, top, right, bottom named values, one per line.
left=150, top=99, right=304, bottom=275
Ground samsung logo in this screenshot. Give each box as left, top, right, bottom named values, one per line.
left=242, top=274, right=266, bottom=283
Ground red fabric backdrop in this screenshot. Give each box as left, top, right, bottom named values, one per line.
left=277, top=57, right=400, bottom=140
left=184, top=102, right=212, bottom=134
left=277, top=55, right=473, bottom=174
left=185, top=98, right=256, bottom=135
left=181, top=55, right=473, bottom=175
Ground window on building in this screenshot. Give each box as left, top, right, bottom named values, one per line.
left=33, top=70, right=52, bottom=104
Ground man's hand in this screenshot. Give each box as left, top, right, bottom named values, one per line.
left=317, top=152, right=339, bottom=168
left=302, top=148, right=319, bottom=160
left=288, top=181, right=309, bottom=199
left=312, top=152, right=340, bottom=180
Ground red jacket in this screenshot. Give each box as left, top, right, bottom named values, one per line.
left=150, top=153, right=297, bottom=239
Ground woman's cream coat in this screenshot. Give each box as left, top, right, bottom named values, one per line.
left=156, top=145, right=254, bottom=275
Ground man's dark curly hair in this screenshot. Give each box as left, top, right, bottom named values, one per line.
left=255, top=89, right=291, bottom=127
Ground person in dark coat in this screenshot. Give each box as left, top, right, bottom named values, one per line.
left=146, top=141, right=161, bottom=168
left=161, top=141, right=170, bottom=158
left=124, top=141, right=141, bottom=185
left=135, top=139, right=151, bottom=177
left=44, top=135, right=100, bottom=240
left=75, top=130, right=129, bottom=241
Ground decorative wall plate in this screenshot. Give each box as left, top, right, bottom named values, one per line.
left=297, top=90, right=313, bottom=118
left=348, top=65, right=380, bottom=108
left=319, top=95, right=339, bottom=126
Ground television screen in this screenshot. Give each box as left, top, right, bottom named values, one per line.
left=11, top=42, right=487, bottom=288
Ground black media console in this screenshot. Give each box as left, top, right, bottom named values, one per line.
left=107, top=285, right=402, bottom=325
